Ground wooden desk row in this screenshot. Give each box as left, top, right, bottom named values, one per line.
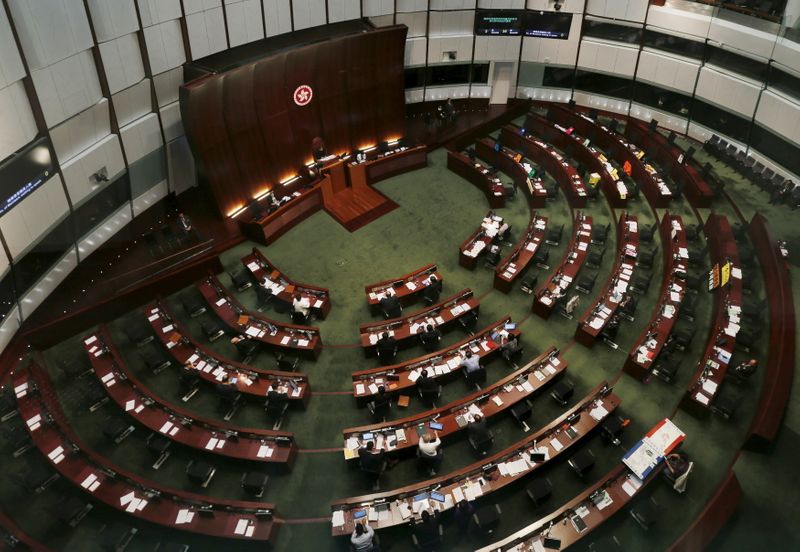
left=348, top=145, right=428, bottom=188
left=241, top=247, right=331, bottom=319
left=744, top=213, right=795, bottom=451
left=146, top=301, right=310, bottom=407
left=447, top=150, right=507, bottom=209
left=494, top=214, right=548, bottom=293
left=0, top=508, right=51, bottom=551
left=83, top=326, right=298, bottom=467
left=624, top=214, right=689, bottom=380
left=624, top=119, right=715, bottom=208
left=547, top=105, right=673, bottom=209
left=198, top=275, right=322, bottom=360
left=460, top=212, right=505, bottom=270
left=343, top=347, right=566, bottom=459
left=14, top=364, right=279, bottom=543
left=359, top=289, right=479, bottom=354
left=681, top=215, right=742, bottom=417
left=331, top=382, right=619, bottom=537
left=533, top=213, right=593, bottom=319
left=575, top=213, right=639, bottom=347
left=238, top=182, right=323, bottom=246
left=351, top=317, right=519, bottom=402
left=472, top=139, right=548, bottom=208
left=365, top=264, right=441, bottom=315
left=475, top=416, right=686, bottom=552
left=500, top=124, right=589, bottom=208
left=524, top=112, right=628, bottom=208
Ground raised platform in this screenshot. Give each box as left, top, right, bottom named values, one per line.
left=323, top=186, right=399, bottom=232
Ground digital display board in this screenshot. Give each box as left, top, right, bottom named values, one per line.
left=0, top=137, right=54, bottom=217
left=475, top=10, right=572, bottom=40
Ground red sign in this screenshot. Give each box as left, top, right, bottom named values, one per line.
left=293, top=85, right=313, bottom=106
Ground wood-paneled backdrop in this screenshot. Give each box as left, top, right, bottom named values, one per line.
left=180, top=26, right=408, bottom=217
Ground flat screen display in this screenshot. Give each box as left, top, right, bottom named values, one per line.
left=0, top=137, right=54, bottom=217
left=475, top=10, right=523, bottom=36
left=524, top=11, right=572, bottom=39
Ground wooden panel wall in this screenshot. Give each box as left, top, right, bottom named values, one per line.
left=181, top=26, right=408, bottom=217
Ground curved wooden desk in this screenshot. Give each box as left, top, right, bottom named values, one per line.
left=331, top=382, right=619, bottom=536
left=242, top=247, right=331, bottom=318
left=351, top=317, right=519, bottom=403
left=447, top=150, right=506, bottom=208
left=147, top=302, right=309, bottom=406
left=343, top=347, right=566, bottom=460
left=14, top=364, right=279, bottom=543
left=681, top=215, right=742, bottom=417
left=83, top=326, right=298, bottom=467
left=500, top=124, right=589, bottom=208
left=239, top=182, right=323, bottom=246
left=365, top=264, right=442, bottom=315
left=359, top=289, right=478, bottom=355
left=624, top=214, right=688, bottom=380
left=575, top=213, right=639, bottom=347
left=472, top=139, right=548, bottom=208
left=198, top=275, right=322, bottom=360
left=533, top=212, right=592, bottom=319
left=348, top=145, right=428, bottom=187
left=460, top=211, right=504, bottom=270
left=494, top=213, right=548, bottom=293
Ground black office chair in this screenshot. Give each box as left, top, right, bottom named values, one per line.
left=550, top=379, right=574, bottom=406
left=186, top=460, right=216, bottom=488
left=274, top=352, right=300, bottom=372
left=533, top=246, right=550, bottom=269
left=160, top=225, right=179, bottom=250
left=84, top=381, right=109, bottom=412
left=568, top=448, right=595, bottom=477
left=630, top=275, right=650, bottom=295
left=417, top=448, right=444, bottom=477
left=586, top=248, right=605, bottom=269
left=411, top=519, right=443, bottom=550
left=200, top=317, right=226, bottom=342
left=102, top=416, right=135, bottom=445
left=18, top=459, right=58, bottom=494
left=234, top=338, right=260, bottom=364
left=229, top=270, right=252, bottom=292
left=178, top=368, right=200, bottom=402
left=685, top=223, right=703, bottom=242
left=591, top=223, right=610, bottom=246
left=473, top=503, right=502, bottom=535
left=685, top=272, right=704, bottom=293
left=520, top=273, right=538, bottom=294
left=419, top=329, right=441, bottom=352
left=51, top=496, right=92, bottom=528
left=459, top=310, right=479, bottom=335
left=545, top=224, right=564, bottom=246
left=619, top=295, right=637, bottom=321
left=526, top=478, right=552, bottom=507
left=671, top=326, right=695, bottom=351
left=637, top=247, right=658, bottom=270
left=265, top=391, right=290, bottom=430
left=504, top=182, right=517, bottom=201
left=484, top=246, right=502, bottom=269
left=422, top=281, right=442, bottom=305
left=687, top=245, right=707, bottom=267
left=640, top=222, right=658, bottom=243
left=501, top=341, right=524, bottom=368
left=291, top=311, right=309, bottom=325
left=679, top=293, right=697, bottom=323
left=139, top=346, right=171, bottom=375
left=468, top=427, right=494, bottom=456
left=180, top=291, right=207, bottom=318
left=146, top=432, right=171, bottom=470
left=99, top=522, right=137, bottom=551
left=57, top=357, right=91, bottom=379
left=630, top=497, right=661, bottom=530
left=652, top=353, right=682, bottom=383
left=545, top=182, right=559, bottom=200
left=124, top=323, right=154, bottom=347
left=360, top=453, right=387, bottom=491
left=601, top=416, right=625, bottom=446
left=155, top=541, right=189, bottom=552
left=510, top=399, right=533, bottom=430
left=241, top=472, right=269, bottom=498
left=216, top=383, right=241, bottom=421
left=575, top=272, right=598, bottom=294
left=463, top=365, right=486, bottom=389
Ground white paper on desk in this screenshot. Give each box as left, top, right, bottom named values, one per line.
left=622, top=475, right=643, bottom=496
left=258, top=445, right=274, bottom=458
left=695, top=392, right=710, bottom=405
left=119, top=491, right=135, bottom=506
left=234, top=519, right=250, bottom=535
left=550, top=436, right=564, bottom=452
left=702, top=379, right=718, bottom=394
left=521, top=380, right=534, bottom=393
left=412, top=498, right=431, bottom=514
left=368, top=383, right=379, bottom=395
left=280, top=336, right=291, bottom=345
left=101, top=372, right=114, bottom=383
left=245, top=326, right=260, bottom=337
left=169, top=426, right=179, bottom=436
left=125, top=400, right=136, bottom=411
left=497, top=462, right=510, bottom=477
left=464, top=483, right=484, bottom=501
left=205, top=438, right=218, bottom=450
left=452, top=486, right=466, bottom=503
left=508, top=458, right=529, bottom=476
left=447, top=357, right=462, bottom=370
left=589, top=404, right=609, bottom=421
left=345, top=438, right=359, bottom=451
left=492, top=396, right=503, bottom=406
left=176, top=509, right=195, bottom=525
left=398, top=502, right=413, bottom=520
left=125, top=498, right=140, bottom=513
left=297, top=339, right=309, bottom=347
left=355, top=383, right=366, bottom=395
left=81, top=473, right=98, bottom=489
left=215, top=298, right=226, bottom=307
left=368, top=507, right=378, bottom=522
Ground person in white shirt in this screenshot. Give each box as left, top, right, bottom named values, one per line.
left=417, top=431, right=443, bottom=475
left=292, top=293, right=311, bottom=317
left=351, top=522, right=379, bottom=551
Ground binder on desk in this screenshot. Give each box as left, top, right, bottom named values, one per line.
left=238, top=315, right=249, bottom=325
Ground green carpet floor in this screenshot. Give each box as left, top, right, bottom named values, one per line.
left=1, top=116, right=798, bottom=552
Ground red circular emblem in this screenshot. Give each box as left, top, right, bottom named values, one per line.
left=293, top=85, right=313, bottom=106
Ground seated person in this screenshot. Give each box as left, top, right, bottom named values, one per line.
left=376, top=332, right=397, bottom=360
left=292, top=293, right=311, bottom=320
left=468, top=413, right=491, bottom=444
left=351, top=522, right=379, bottom=552
left=412, top=510, right=441, bottom=546
left=422, top=275, right=442, bottom=303
left=418, top=324, right=441, bottom=351
left=665, top=451, right=693, bottom=493
left=500, top=335, right=522, bottom=358
left=733, top=358, right=758, bottom=379
left=358, top=442, right=387, bottom=474
left=564, top=294, right=580, bottom=315
left=417, top=431, right=443, bottom=475
left=461, top=350, right=481, bottom=374
left=416, top=369, right=439, bottom=398
left=453, top=500, right=475, bottom=532
left=178, top=212, right=192, bottom=233
left=371, top=386, right=391, bottom=421
left=379, top=295, right=402, bottom=318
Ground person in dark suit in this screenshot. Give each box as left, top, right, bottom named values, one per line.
left=468, top=413, right=491, bottom=444
left=413, top=510, right=441, bottom=546
left=379, top=294, right=402, bottom=318
left=371, top=386, right=391, bottom=421
left=419, top=324, right=441, bottom=351
left=358, top=442, right=387, bottom=473
left=416, top=369, right=440, bottom=403
left=376, top=332, right=397, bottom=364
left=423, top=275, right=443, bottom=304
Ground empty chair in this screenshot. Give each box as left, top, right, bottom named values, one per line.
left=568, top=448, right=595, bottom=477
left=533, top=246, right=550, bottom=268
left=146, top=432, right=171, bottom=470
left=601, top=416, right=625, bottom=446
left=57, top=357, right=91, bottom=379
left=591, top=223, right=610, bottom=245
left=216, top=382, right=241, bottom=420
left=484, top=245, right=502, bottom=268
left=504, top=182, right=517, bottom=201
left=359, top=443, right=388, bottom=491
left=18, top=460, right=58, bottom=494
left=526, top=478, right=552, bottom=506
left=738, top=246, right=756, bottom=268
left=586, top=248, right=605, bottom=269
left=241, top=472, right=269, bottom=498
left=124, top=323, right=154, bottom=347
left=704, top=134, right=720, bottom=152
left=186, top=460, right=216, bottom=487
left=233, top=337, right=260, bottom=363
left=545, top=183, right=559, bottom=200
left=254, top=285, right=273, bottom=311
left=160, top=225, right=179, bottom=250
left=510, top=399, right=533, bottom=430
left=473, top=503, right=502, bottom=535
left=4, top=424, right=32, bottom=457
left=84, top=382, right=109, bottom=411
left=688, top=245, right=707, bottom=266
left=576, top=272, right=598, bottom=294
left=653, top=354, right=681, bottom=383
left=520, top=273, right=538, bottom=294
left=156, top=541, right=189, bottom=552
left=139, top=346, right=171, bottom=375
left=679, top=293, right=697, bottom=322
left=100, top=523, right=137, bottom=551
left=500, top=339, right=524, bottom=367
left=142, top=231, right=161, bottom=257
left=181, top=291, right=207, bottom=318
left=711, top=385, right=740, bottom=420
left=51, top=496, right=92, bottom=528
left=275, top=352, right=300, bottom=372
left=637, top=247, right=657, bottom=270
left=672, top=326, right=695, bottom=351
left=742, top=298, right=767, bottom=321
left=550, top=379, right=574, bottom=406
left=630, top=497, right=661, bottom=530
left=459, top=309, right=479, bottom=334
left=265, top=390, right=290, bottom=429
left=685, top=272, right=704, bottom=293
left=631, top=275, right=650, bottom=294
left=735, top=326, right=760, bottom=352
left=545, top=224, right=563, bottom=246
left=229, top=270, right=252, bottom=292
left=200, top=317, right=226, bottom=342
left=102, top=416, right=134, bottom=444
left=619, top=295, right=637, bottom=321
left=640, top=222, right=658, bottom=243
left=685, top=223, right=703, bottom=242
